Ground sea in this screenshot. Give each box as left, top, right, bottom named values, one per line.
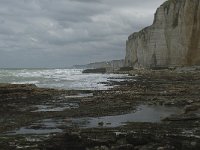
left=0, top=69, right=127, bottom=90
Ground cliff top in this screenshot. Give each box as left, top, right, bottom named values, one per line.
left=128, top=0, right=180, bottom=40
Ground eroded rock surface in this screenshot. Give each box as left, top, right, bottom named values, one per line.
left=125, top=0, right=200, bottom=68
left=0, top=69, right=200, bottom=150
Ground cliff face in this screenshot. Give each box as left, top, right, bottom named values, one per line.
left=73, top=60, right=125, bottom=70
left=125, top=0, right=200, bottom=68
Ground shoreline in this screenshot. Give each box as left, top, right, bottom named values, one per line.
left=0, top=68, right=200, bottom=149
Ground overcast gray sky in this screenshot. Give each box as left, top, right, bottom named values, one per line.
left=0, top=0, right=165, bottom=68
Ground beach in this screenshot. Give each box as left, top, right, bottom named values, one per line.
left=0, top=68, right=200, bottom=149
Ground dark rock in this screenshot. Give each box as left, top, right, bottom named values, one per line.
left=82, top=68, right=107, bottom=74
left=44, top=133, right=85, bottom=150
left=111, top=144, right=134, bottom=150
left=163, top=113, right=200, bottom=121
left=118, top=67, right=133, bottom=71
left=126, top=134, right=152, bottom=146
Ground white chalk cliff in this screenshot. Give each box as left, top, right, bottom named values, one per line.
left=125, top=0, right=200, bottom=68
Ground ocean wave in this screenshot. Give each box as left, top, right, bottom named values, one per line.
left=0, top=69, right=128, bottom=90
left=11, top=81, right=40, bottom=85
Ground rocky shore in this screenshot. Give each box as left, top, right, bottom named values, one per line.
left=0, top=68, right=200, bottom=150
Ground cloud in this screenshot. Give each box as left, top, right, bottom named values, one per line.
left=69, top=0, right=102, bottom=3
left=0, top=0, right=166, bottom=68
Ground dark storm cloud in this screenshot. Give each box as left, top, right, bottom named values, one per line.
left=0, top=0, right=166, bottom=68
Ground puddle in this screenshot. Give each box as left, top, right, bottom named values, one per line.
left=64, top=93, right=93, bottom=98
left=4, top=105, right=182, bottom=135
left=31, top=93, right=92, bottom=112
left=68, top=105, right=182, bottom=128
left=7, top=127, right=62, bottom=135
left=32, top=103, right=79, bottom=112
left=5, top=119, right=63, bottom=135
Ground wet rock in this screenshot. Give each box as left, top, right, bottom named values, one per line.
left=84, top=138, right=113, bottom=148
left=44, top=133, right=85, bottom=150
left=157, top=147, right=165, bottom=150
left=163, top=113, right=200, bottom=121
left=93, top=146, right=109, bottom=150
left=98, top=122, right=104, bottom=126
left=82, top=68, right=107, bottom=74
left=111, top=144, right=133, bottom=150
left=191, top=141, right=197, bottom=147
left=126, top=134, right=152, bottom=146
left=184, top=104, right=200, bottom=114
left=1, top=69, right=200, bottom=150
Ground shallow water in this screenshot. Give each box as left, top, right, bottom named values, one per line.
left=31, top=93, right=93, bottom=112
left=64, top=93, right=93, bottom=98
left=6, top=119, right=63, bottom=135
left=69, top=105, right=181, bottom=128
left=31, top=105, right=73, bottom=112
left=8, top=127, right=62, bottom=135
left=5, top=105, right=181, bottom=135
left=31, top=103, right=79, bottom=112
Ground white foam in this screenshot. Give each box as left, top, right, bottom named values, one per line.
left=0, top=69, right=128, bottom=90
left=11, top=81, right=40, bottom=84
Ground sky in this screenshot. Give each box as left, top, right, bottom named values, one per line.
left=0, top=0, right=166, bottom=68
